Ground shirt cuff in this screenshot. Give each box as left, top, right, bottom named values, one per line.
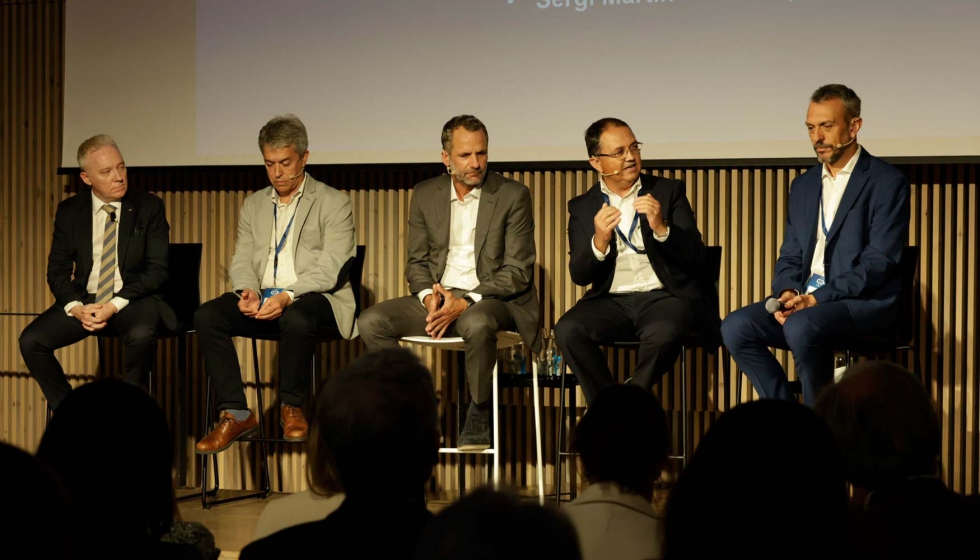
left=652, top=225, right=670, bottom=242
left=284, top=290, right=295, bottom=303
left=109, top=297, right=129, bottom=312
left=591, top=235, right=611, bottom=261
left=417, top=289, right=434, bottom=306
left=64, top=301, right=82, bottom=316
left=464, top=292, right=483, bottom=303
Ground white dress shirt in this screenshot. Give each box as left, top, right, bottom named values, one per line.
left=64, top=193, right=127, bottom=315
left=591, top=176, right=669, bottom=293
left=259, top=174, right=307, bottom=302
left=807, top=146, right=862, bottom=292
left=417, top=178, right=483, bottom=306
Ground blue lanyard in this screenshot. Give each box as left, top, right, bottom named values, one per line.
left=601, top=193, right=646, bottom=255
left=818, top=193, right=830, bottom=238
left=273, top=203, right=297, bottom=284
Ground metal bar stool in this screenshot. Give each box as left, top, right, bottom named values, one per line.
left=401, top=331, right=545, bottom=504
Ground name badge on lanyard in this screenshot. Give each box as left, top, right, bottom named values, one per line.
left=601, top=193, right=646, bottom=255
left=264, top=203, right=296, bottom=305
left=806, top=193, right=831, bottom=294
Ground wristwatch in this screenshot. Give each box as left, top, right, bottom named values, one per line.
left=462, top=295, right=476, bottom=307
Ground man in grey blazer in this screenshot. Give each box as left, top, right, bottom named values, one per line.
left=195, top=115, right=357, bottom=454
left=358, top=115, right=540, bottom=451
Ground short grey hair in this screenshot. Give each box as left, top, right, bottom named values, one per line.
left=76, top=134, right=118, bottom=170
left=811, top=84, right=862, bottom=121
left=258, top=114, right=309, bottom=155
left=441, top=115, right=488, bottom=153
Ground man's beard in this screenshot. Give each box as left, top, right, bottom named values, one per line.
left=449, top=162, right=486, bottom=187
left=814, top=143, right=844, bottom=165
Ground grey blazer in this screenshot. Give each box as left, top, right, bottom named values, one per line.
left=229, top=175, right=358, bottom=339
left=406, top=171, right=540, bottom=352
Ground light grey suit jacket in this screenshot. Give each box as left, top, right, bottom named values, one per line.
left=229, top=175, right=358, bottom=339
left=406, top=171, right=540, bottom=352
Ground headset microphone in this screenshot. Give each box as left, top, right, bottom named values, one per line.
left=835, top=137, right=856, bottom=150
left=286, top=167, right=306, bottom=180
left=600, top=169, right=621, bottom=177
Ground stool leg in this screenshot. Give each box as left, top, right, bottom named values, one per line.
left=492, top=359, right=500, bottom=490
left=251, top=339, right=271, bottom=498
left=680, top=346, right=689, bottom=468
left=569, top=383, right=578, bottom=501
left=456, top=353, right=466, bottom=496
left=531, top=356, right=544, bottom=504
left=555, top=359, right=567, bottom=506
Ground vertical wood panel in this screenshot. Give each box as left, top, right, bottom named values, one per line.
left=2, top=0, right=978, bottom=497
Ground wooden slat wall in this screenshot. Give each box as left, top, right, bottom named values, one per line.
left=2, top=0, right=978, bottom=495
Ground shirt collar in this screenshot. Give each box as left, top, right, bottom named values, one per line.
left=91, top=192, right=122, bottom=215
left=599, top=175, right=642, bottom=199
left=822, top=145, right=862, bottom=181
left=270, top=173, right=308, bottom=205
left=449, top=177, right=481, bottom=202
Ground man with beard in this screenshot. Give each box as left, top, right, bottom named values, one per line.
left=357, top=115, right=540, bottom=451
left=721, top=84, right=910, bottom=406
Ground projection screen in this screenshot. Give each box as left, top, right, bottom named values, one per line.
left=63, top=0, right=980, bottom=168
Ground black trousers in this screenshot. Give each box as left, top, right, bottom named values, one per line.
left=356, top=291, right=517, bottom=404
left=554, top=290, right=693, bottom=405
left=19, top=297, right=161, bottom=411
left=194, top=292, right=340, bottom=411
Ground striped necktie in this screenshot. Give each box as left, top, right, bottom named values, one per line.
left=96, top=204, right=118, bottom=304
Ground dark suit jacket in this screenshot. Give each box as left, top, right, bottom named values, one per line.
left=772, top=150, right=910, bottom=337
left=239, top=495, right=432, bottom=560
left=46, top=187, right=176, bottom=330
left=406, top=171, right=541, bottom=352
left=567, top=174, right=720, bottom=346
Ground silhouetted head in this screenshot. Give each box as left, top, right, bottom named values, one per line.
left=36, top=380, right=175, bottom=552
left=815, top=361, right=940, bottom=493
left=312, top=348, right=440, bottom=497
left=663, top=400, right=851, bottom=559
left=415, top=487, right=582, bottom=560
left=2, top=442, right=72, bottom=558
left=572, top=384, right=669, bottom=499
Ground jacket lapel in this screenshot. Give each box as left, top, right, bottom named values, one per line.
left=79, top=193, right=94, bottom=275
left=825, top=151, right=870, bottom=243
left=116, top=199, right=135, bottom=271
left=474, top=172, right=500, bottom=260
left=799, top=167, right=822, bottom=277
left=255, top=187, right=275, bottom=262
left=290, top=175, right=317, bottom=254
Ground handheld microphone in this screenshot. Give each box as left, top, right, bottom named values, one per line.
left=600, top=169, right=621, bottom=177
left=835, top=137, right=856, bottom=149
left=764, top=297, right=787, bottom=314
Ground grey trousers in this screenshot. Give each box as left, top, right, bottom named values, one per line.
left=357, top=291, right=517, bottom=404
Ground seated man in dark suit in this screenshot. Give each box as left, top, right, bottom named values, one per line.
left=19, top=134, right=173, bottom=411
left=555, top=118, right=718, bottom=405
left=816, top=361, right=980, bottom=559
left=357, top=115, right=540, bottom=451
left=194, top=115, right=357, bottom=453
left=240, top=348, right=438, bottom=559
left=721, top=84, right=911, bottom=405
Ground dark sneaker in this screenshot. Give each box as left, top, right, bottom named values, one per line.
left=458, top=403, right=491, bottom=452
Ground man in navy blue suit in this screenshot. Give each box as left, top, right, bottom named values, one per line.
left=721, top=84, right=910, bottom=406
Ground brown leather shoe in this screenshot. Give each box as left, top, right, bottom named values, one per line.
left=281, top=405, right=308, bottom=442
left=195, top=410, right=258, bottom=455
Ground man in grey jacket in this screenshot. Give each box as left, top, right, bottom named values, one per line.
left=357, top=115, right=540, bottom=451
left=195, top=115, right=357, bottom=454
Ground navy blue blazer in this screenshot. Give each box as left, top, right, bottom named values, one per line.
left=771, top=150, right=910, bottom=337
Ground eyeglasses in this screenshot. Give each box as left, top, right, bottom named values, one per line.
left=593, top=142, right=643, bottom=161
